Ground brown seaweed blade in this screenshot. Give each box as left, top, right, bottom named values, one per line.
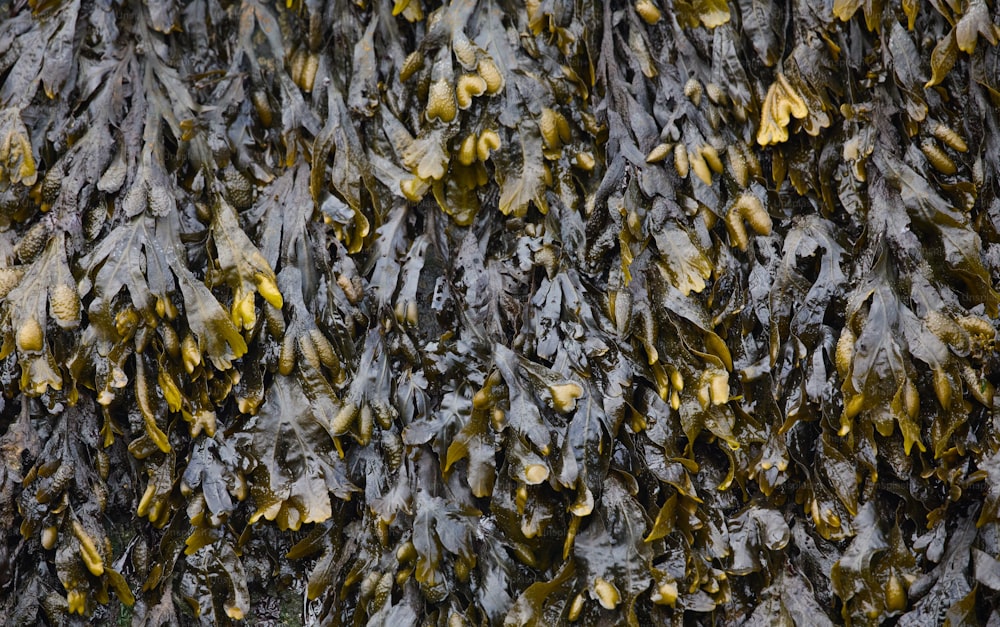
left=0, top=0, right=999, bottom=624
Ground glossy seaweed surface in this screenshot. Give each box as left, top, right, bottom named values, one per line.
left=1, top=0, right=1000, bottom=625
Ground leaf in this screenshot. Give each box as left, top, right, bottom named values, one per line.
left=504, top=562, right=576, bottom=627
left=80, top=215, right=161, bottom=318
left=400, top=127, right=450, bottom=182
left=769, top=215, right=846, bottom=359
left=900, top=512, right=976, bottom=625
left=757, top=74, right=809, bottom=146
left=880, top=153, right=1000, bottom=315
left=208, top=194, right=283, bottom=330
left=819, top=434, right=860, bottom=517
left=493, top=344, right=557, bottom=453
left=0, top=1, right=80, bottom=107
left=573, top=476, right=654, bottom=626
left=926, top=29, right=959, bottom=88
left=78, top=211, right=248, bottom=372
left=145, top=0, right=178, bottom=34
left=728, top=505, right=791, bottom=575
left=736, top=0, right=782, bottom=66
left=497, top=127, right=548, bottom=217
left=0, top=107, right=37, bottom=186
left=973, top=548, right=1000, bottom=591
left=831, top=502, right=890, bottom=622
left=889, top=22, right=929, bottom=121
left=4, top=233, right=78, bottom=395
left=313, top=87, right=375, bottom=251
left=180, top=537, right=250, bottom=622
left=833, top=0, right=863, bottom=21
left=955, top=0, right=999, bottom=54
left=0, top=405, right=39, bottom=525
left=39, top=0, right=80, bottom=99
left=174, top=265, right=248, bottom=371
left=248, top=375, right=358, bottom=531
left=180, top=433, right=246, bottom=522
left=845, top=249, right=908, bottom=410
left=134, top=354, right=170, bottom=453
left=369, top=204, right=412, bottom=307
left=477, top=538, right=521, bottom=623
left=944, top=587, right=978, bottom=627
left=747, top=567, right=835, bottom=626
left=560, top=382, right=612, bottom=517
left=970, top=449, right=1000, bottom=527
left=694, top=0, right=731, bottom=28
left=135, top=449, right=176, bottom=528
left=445, top=402, right=497, bottom=497
left=410, top=491, right=478, bottom=591
left=651, top=222, right=713, bottom=297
